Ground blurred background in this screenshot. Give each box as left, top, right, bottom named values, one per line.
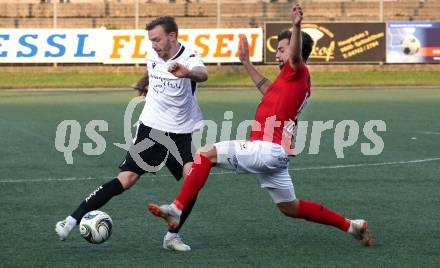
left=1, top=0, right=437, bottom=29
left=0, top=0, right=439, bottom=71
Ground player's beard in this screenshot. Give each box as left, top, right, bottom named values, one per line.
left=278, top=60, right=285, bottom=70
left=163, top=41, right=172, bottom=57
left=158, top=40, right=173, bottom=60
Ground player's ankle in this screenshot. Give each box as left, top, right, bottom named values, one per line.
left=66, top=215, right=78, bottom=227
left=171, top=202, right=183, bottom=215
left=347, top=219, right=354, bottom=233
left=165, top=231, right=178, bottom=240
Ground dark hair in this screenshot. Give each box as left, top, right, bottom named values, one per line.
left=146, top=16, right=178, bottom=36
left=277, top=30, right=313, bottom=62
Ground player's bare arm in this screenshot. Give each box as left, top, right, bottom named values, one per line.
left=131, top=69, right=149, bottom=96
left=238, top=36, right=271, bottom=95
left=289, top=4, right=304, bottom=70
left=168, top=63, right=208, bottom=82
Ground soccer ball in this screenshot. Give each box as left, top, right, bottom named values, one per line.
left=401, top=36, right=420, bottom=55
left=79, top=210, right=113, bottom=244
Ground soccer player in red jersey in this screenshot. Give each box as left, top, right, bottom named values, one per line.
left=148, top=4, right=372, bottom=246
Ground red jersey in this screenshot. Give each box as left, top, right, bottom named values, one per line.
left=249, top=62, right=311, bottom=151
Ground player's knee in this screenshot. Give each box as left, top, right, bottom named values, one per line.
left=196, top=145, right=217, bottom=163
left=277, top=205, right=292, bottom=217
left=117, top=171, right=140, bottom=190
left=182, top=162, right=193, bottom=178
left=276, top=200, right=299, bottom=217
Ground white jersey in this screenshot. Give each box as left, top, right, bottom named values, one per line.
left=139, top=43, right=205, bottom=133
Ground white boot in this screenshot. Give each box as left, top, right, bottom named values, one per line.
left=55, top=217, right=76, bottom=241
left=163, top=232, right=191, bottom=252
left=348, top=219, right=373, bottom=246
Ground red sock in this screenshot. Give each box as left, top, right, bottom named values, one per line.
left=293, top=199, right=350, bottom=232
left=173, top=154, right=212, bottom=210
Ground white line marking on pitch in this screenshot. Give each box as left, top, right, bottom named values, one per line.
left=0, top=177, right=98, bottom=183
left=1, top=157, right=440, bottom=183
left=421, top=131, right=440, bottom=135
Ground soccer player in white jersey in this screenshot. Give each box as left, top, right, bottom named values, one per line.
left=55, top=16, right=208, bottom=251
left=148, top=5, right=373, bottom=247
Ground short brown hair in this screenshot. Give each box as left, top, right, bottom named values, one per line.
left=277, top=30, right=313, bottom=62
left=146, top=16, right=178, bottom=36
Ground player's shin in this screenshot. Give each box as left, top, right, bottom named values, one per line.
left=71, top=178, right=125, bottom=222
left=293, top=199, right=350, bottom=232
left=173, top=155, right=212, bottom=211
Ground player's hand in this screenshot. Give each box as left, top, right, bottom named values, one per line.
left=131, top=72, right=149, bottom=96
left=168, top=63, right=190, bottom=78
left=290, top=3, right=303, bottom=26
left=238, top=35, right=250, bottom=64
left=137, top=89, right=147, bottom=97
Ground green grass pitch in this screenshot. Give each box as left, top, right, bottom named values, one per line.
left=0, top=88, right=439, bottom=267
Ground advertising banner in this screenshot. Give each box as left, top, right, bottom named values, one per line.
left=0, top=28, right=263, bottom=64
left=265, top=22, right=386, bottom=63
left=0, top=29, right=103, bottom=63
left=386, top=22, right=440, bottom=63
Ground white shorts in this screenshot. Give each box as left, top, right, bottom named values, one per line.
left=214, top=140, right=296, bottom=203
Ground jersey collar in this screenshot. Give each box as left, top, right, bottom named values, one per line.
left=168, top=43, right=185, bottom=62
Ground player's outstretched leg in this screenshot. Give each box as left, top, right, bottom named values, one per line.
left=173, top=154, right=212, bottom=211
left=279, top=199, right=373, bottom=246
left=55, top=177, right=126, bottom=241
left=148, top=153, right=212, bottom=228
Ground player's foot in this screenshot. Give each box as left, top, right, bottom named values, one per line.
left=163, top=233, right=191, bottom=251
left=349, top=219, right=373, bottom=246
left=148, top=203, right=181, bottom=230
left=55, top=220, right=75, bottom=241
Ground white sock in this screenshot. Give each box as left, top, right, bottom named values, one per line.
left=347, top=219, right=354, bottom=234
left=170, top=203, right=182, bottom=216
left=65, top=215, right=77, bottom=227
left=165, top=232, right=178, bottom=240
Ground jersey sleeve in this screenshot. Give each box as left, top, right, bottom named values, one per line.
left=185, top=53, right=206, bottom=71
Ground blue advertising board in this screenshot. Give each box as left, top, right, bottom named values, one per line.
left=387, top=22, right=440, bottom=63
